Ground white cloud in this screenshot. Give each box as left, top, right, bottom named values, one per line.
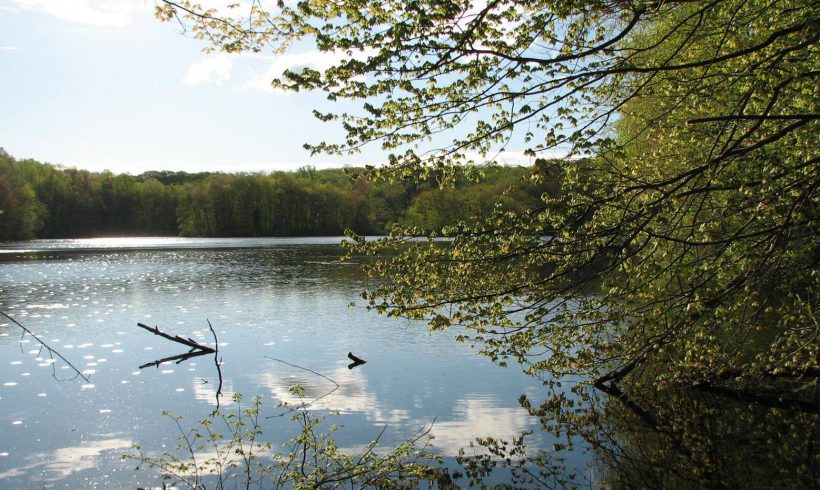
left=243, top=48, right=374, bottom=93
left=8, top=0, right=145, bottom=28
left=0, top=46, right=18, bottom=51
left=184, top=55, right=233, bottom=87
left=242, top=50, right=338, bottom=93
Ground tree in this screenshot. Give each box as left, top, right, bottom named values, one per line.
left=158, top=0, right=818, bottom=394
left=0, top=149, right=43, bottom=240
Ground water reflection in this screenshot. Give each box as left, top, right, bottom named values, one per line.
left=590, top=386, right=819, bottom=489
left=428, top=398, right=538, bottom=457
left=192, top=375, right=236, bottom=407
left=138, top=349, right=212, bottom=370
left=256, top=361, right=545, bottom=458
left=444, top=382, right=819, bottom=488
left=260, top=365, right=382, bottom=416
left=1, top=238, right=814, bottom=488
left=0, top=436, right=132, bottom=483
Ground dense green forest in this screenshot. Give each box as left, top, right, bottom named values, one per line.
left=0, top=148, right=555, bottom=240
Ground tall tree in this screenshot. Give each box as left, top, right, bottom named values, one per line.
left=158, top=0, right=819, bottom=393
left=0, top=149, right=42, bottom=240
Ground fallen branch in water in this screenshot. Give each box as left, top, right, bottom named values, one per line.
left=0, top=309, right=90, bottom=383
left=136, top=322, right=215, bottom=353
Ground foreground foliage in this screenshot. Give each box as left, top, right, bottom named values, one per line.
left=126, top=392, right=443, bottom=489
left=128, top=385, right=818, bottom=489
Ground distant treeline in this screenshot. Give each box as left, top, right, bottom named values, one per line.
left=0, top=148, right=557, bottom=240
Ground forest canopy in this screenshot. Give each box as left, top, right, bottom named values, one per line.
left=156, top=0, right=819, bottom=396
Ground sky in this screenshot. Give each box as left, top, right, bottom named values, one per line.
left=0, top=0, right=537, bottom=174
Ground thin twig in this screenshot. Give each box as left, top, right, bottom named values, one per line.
left=1, top=309, right=90, bottom=383
left=264, top=357, right=340, bottom=418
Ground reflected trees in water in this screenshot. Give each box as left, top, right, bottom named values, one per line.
left=457, top=380, right=819, bottom=489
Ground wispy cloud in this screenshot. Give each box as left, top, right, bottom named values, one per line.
left=8, top=0, right=145, bottom=28
left=243, top=48, right=375, bottom=94
left=184, top=54, right=233, bottom=87
left=242, top=50, right=339, bottom=93
left=0, top=46, right=18, bottom=51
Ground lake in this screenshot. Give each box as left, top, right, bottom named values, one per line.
left=0, top=237, right=570, bottom=488
left=0, top=238, right=815, bottom=489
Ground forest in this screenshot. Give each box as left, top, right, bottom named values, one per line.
left=0, top=147, right=556, bottom=240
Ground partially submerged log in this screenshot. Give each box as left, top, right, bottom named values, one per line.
left=136, top=323, right=216, bottom=353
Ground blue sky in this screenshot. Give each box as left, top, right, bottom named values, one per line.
left=0, top=0, right=536, bottom=174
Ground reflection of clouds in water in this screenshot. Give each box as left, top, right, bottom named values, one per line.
left=192, top=377, right=235, bottom=406
left=259, top=367, right=410, bottom=425
left=425, top=397, right=536, bottom=456
left=261, top=368, right=535, bottom=456
left=336, top=397, right=537, bottom=458
left=0, top=437, right=131, bottom=481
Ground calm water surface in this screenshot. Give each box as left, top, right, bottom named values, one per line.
left=0, top=237, right=570, bottom=488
